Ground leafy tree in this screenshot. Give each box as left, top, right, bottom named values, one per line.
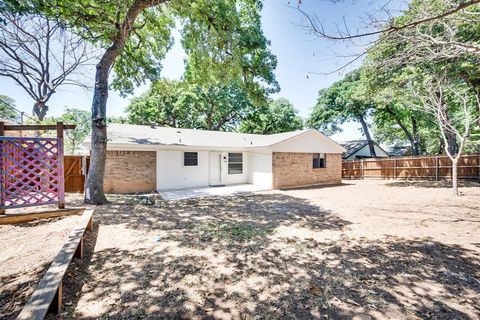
left=35, top=108, right=91, bottom=154
left=307, top=69, right=377, bottom=156
left=126, top=79, right=199, bottom=128
left=59, top=108, right=91, bottom=154
left=239, top=98, right=303, bottom=134
left=127, top=79, right=254, bottom=131
left=0, top=95, right=18, bottom=122
left=10, top=0, right=278, bottom=204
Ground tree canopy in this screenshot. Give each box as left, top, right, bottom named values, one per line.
left=239, top=98, right=304, bottom=134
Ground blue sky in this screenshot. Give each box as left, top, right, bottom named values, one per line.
left=0, top=0, right=405, bottom=141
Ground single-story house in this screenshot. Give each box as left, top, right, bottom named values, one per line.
left=388, top=145, right=413, bottom=157
left=339, top=140, right=389, bottom=160
left=84, top=124, right=345, bottom=193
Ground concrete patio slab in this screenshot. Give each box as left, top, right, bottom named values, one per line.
left=158, top=184, right=269, bottom=200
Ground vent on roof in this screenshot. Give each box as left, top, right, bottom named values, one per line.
left=150, top=123, right=158, bottom=128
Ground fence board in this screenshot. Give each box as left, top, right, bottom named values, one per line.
left=342, top=154, right=480, bottom=180
left=64, top=156, right=89, bottom=193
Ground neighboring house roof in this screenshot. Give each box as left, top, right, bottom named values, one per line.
left=339, top=140, right=389, bottom=159
left=84, top=124, right=345, bottom=153
left=0, top=118, right=17, bottom=125
left=388, top=145, right=412, bottom=157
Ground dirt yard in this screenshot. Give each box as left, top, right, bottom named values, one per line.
left=0, top=214, right=84, bottom=319
left=6, top=180, right=480, bottom=319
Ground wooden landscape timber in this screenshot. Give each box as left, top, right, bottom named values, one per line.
left=342, top=154, right=480, bottom=180
left=16, top=208, right=94, bottom=320
left=0, top=207, right=85, bottom=225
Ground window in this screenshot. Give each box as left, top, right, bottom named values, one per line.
left=228, top=153, right=243, bottom=174
left=313, top=153, right=326, bottom=168
left=184, top=152, right=198, bottom=166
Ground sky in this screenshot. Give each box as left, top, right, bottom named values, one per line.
left=0, top=0, right=405, bottom=141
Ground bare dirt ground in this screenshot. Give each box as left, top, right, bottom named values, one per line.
left=4, top=180, right=479, bottom=319
left=0, top=214, right=83, bottom=319
left=49, top=179, right=480, bottom=320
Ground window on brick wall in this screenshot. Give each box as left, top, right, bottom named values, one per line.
left=184, top=152, right=198, bottom=166
left=313, top=153, right=326, bottom=168
left=228, top=153, right=243, bottom=174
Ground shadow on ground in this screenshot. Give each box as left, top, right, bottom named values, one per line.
left=59, top=193, right=480, bottom=319
left=386, top=180, right=480, bottom=188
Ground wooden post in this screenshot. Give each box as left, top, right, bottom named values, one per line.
left=0, top=121, right=5, bottom=136
left=48, top=283, right=62, bottom=315
left=435, top=156, right=439, bottom=181
left=57, top=122, right=65, bottom=209
left=361, top=159, right=365, bottom=179
left=393, top=158, right=397, bottom=179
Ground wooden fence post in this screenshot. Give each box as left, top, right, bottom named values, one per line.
left=393, top=158, right=397, bottom=179
left=56, top=122, right=65, bottom=209
left=361, top=159, right=365, bottom=179
left=435, top=156, right=439, bottom=181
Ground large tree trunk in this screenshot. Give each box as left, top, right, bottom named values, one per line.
left=358, top=114, right=376, bottom=158
left=33, top=101, right=48, bottom=121
left=84, top=0, right=164, bottom=204
left=411, top=116, right=421, bottom=155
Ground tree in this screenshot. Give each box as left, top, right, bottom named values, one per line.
left=126, top=79, right=200, bottom=128
left=307, top=69, right=377, bottom=156
left=413, top=75, right=480, bottom=195
left=0, top=12, right=92, bottom=120
left=0, top=95, right=18, bottom=122
left=59, top=108, right=91, bottom=154
left=21, top=0, right=278, bottom=204
left=239, top=98, right=303, bottom=134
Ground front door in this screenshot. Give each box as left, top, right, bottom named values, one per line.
left=209, top=153, right=222, bottom=186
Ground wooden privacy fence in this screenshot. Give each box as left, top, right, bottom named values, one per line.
left=64, top=155, right=89, bottom=193
left=342, top=154, right=480, bottom=180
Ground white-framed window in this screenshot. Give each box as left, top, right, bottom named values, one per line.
left=313, top=153, right=326, bottom=168
left=184, top=152, right=198, bottom=166
left=228, top=153, right=243, bottom=174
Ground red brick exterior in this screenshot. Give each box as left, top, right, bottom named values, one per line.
left=272, top=152, right=342, bottom=189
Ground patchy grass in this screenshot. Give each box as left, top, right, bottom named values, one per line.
left=194, top=221, right=273, bottom=241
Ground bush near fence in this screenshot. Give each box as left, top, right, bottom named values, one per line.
left=342, top=154, right=480, bottom=180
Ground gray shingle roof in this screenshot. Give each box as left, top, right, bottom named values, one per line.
left=96, top=123, right=313, bottom=148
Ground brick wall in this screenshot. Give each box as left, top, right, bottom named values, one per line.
left=104, top=150, right=156, bottom=193
left=272, top=152, right=342, bottom=189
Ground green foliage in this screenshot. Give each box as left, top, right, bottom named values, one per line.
left=126, top=79, right=254, bottom=131
left=36, top=107, right=91, bottom=154
left=0, top=95, right=18, bottom=122
left=239, top=98, right=303, bottom=134
left=307, top=69, right=374, bottom=134
left=15, top=0, right=278, bottom=103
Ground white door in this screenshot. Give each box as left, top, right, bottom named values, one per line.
left=209, top=153, right=222, bottom=186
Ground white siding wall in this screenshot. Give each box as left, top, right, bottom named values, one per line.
left=221, top=152, right=249, bottom=185
left=156, top=151, right=209, bottom=190
left=156, top=150, right=251, bottom=190
left=247, top=152, right=272, bottom=188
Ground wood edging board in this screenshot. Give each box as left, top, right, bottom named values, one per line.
left=0, top=208, right=85, bottom=225
left=17, top=208, right=94, bottom=320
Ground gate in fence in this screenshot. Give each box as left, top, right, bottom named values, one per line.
left=0, top=122, right=75, bottom=213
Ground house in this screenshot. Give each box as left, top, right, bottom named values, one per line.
left=339, top=140, right=389, bottom=160
left=84, top=124, right=345, bottom=193
left=388, top=145, right=413, bottom=157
